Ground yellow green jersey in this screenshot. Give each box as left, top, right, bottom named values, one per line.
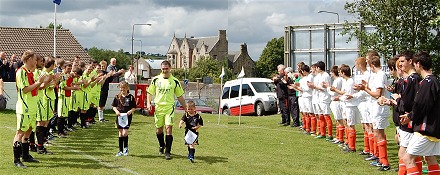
left=16, top=67, right=39, bottom=115
left=147, top=74, right=184, bottom=106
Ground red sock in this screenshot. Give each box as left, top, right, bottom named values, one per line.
left=377, top=139, right=389, bottom=166
left=339, top=125, right=345, bottom=142
left=398, top=159, right=407, bottom=175
left=311, top=116, right=317, bottom=133
left=407, top=166, right=421, bottom=175
left=368, top=133, right=375, bottom=156
left=373, top=138, right=379, bottom=158
left=428, top=164, right=440, bottom=175
left=363, top=131, right=370, bottom=153
left=325, top=115, right=333, bottom=137
left=319, top=115, right=326, bottom=136
left=305, top=115, right=310, bottom=132
left=415, top=157, right=423, bottom=174
left=349, top=128, right=356, bottom=150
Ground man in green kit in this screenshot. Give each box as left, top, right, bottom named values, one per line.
left=147, top=60, right=187, bottom=160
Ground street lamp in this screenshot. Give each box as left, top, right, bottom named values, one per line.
left=131, top=23, right=151, bottom=69
left=133, top=39, right=142, bottom=84
left=318, top=10, right=339, bottom=23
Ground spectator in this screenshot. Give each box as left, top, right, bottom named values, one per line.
left=124, top=65, right=137, bottom=89
left=106, top=58, right=125, bottom=83
left=8, top=54, right=22, bottom=82
left=0, top=52, right=10, bottom=81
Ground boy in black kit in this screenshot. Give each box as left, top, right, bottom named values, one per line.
left=400, top=51, right=440, bottom=174
left=179, top=100, right=203, bottom=163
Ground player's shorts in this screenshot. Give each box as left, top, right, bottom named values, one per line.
left=358, top=101, right=372, bottom=123
left=17, top=113, right=37, bottom=132
left=298, top=97, right=304, bottom=112
left=312, top=103, right=320, bottom=114
left=154, top=105, right=175, bottom=128
left=37, top=98, right=54, bottom=121
left=398, top=129, right=414, bottom=148
left=79, top=92, right=90, bottom=111
left=317, top=103, right=331, bottom=115
left=99, top=91, right=109, bottom=107
left=58, top=95, right=71, bottom=117
left=301, top=97, right=313, bottom=113
left=89, top=94, right=100, bottom=107
left=330, top=101, right=343, bottom=120
left=372, top=116, right=390, bottom=130
left=344, top=106, right=361, bottom=126
left=406, top=133, right=440, bottom=156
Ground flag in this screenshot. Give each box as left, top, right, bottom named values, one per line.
left=219, top=66, right=225, bottom=78
left=237, top=66, right=245, bottom=78
left=53, top=0, right=61, bottom=5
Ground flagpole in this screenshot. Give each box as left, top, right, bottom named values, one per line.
left=238, top=77, right=243, bottom=126
left=217, top=77, right=223, bottom=125
left=53, top=3, right=57, bottom=57
left=218, top=66, right=225, bottom=125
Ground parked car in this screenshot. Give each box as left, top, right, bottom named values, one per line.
left=175, top=98, right=217, bottom=114
left=220, top=78, right=278, bottom=116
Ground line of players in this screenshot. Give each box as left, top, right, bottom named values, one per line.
left=13, top=50, right=116, bottom=168
left=288, top=50, right=439, bottom=173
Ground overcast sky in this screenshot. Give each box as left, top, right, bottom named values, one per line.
left=0, top=0, right=356, bottom=60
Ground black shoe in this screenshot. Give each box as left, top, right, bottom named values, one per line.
left=165, top=153, right=171, bottom=160
left=283, top=123, right=290, bottom=126
left=279, top=122, right=286, bottom=125
left=358, top=150, right=369, bottom=155
left=378, top=165, right=390, bottom=171
left=29, top=144, right=37, bottom=152
left=37, top=148, right=53, bottom=155
left=342, top=147, right=356, bottom=153
left=22, top=157, right=39, bottom=163
left=159, top=147, right=164, bottom=155
left=364, top=155, right=378, bottom=161
left=14, top=161, right=27, bottom=169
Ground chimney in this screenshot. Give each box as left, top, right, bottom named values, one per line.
left=219, top=30, right=226, bottom=41
left=240, top=43, right=248, bottom=54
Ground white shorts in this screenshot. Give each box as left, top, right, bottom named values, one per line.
left=330, top=101, right=342, bottom=120
left=398, top=129, right=414, bottom=148
left=317, top=103, right=330, bottom=115
left=312, top=103, right=320, bottom=114
left=372, top=116, right=390, bottom=130
left=298, top=97, right=304, bottom=113
left=344, top=106, right=361, bottom=126
left=301, top=97, right=313, bottom=113
left=357, top=101, right=372, bottom=123
left=406, top=133, right=440, bottom=156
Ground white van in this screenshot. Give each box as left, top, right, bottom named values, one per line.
left=220, top=78, right=278, bottom=116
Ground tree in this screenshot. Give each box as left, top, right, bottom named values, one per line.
left=343, top=0, right=439, bottom=61
left=87, top=47, right=131, bottom=70
left=255, top=37, right=284, bottom=78
left=40, top=22, right=63, bottom=29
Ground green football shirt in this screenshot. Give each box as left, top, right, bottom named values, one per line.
left=147, top=74, right=184, bottom=106
left=16, top=67, right=39, bottom=115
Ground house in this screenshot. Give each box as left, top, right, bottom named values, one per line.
left=0, top=27, right=92, bottom=62
left=228, top=43, right=256, bottom=77
left=135, top=58, right=165, bottom=79
left=165, top=30, right=256, bottom=77
left=166, top=30, right=228, bottom=69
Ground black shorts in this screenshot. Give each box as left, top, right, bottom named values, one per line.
left=99, top=91, right=109, bottom=107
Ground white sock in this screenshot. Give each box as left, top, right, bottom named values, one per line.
left=98, top=110, right=104, bottom=120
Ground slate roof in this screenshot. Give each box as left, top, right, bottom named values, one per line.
left=0, top=27, right=92, bottom=62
